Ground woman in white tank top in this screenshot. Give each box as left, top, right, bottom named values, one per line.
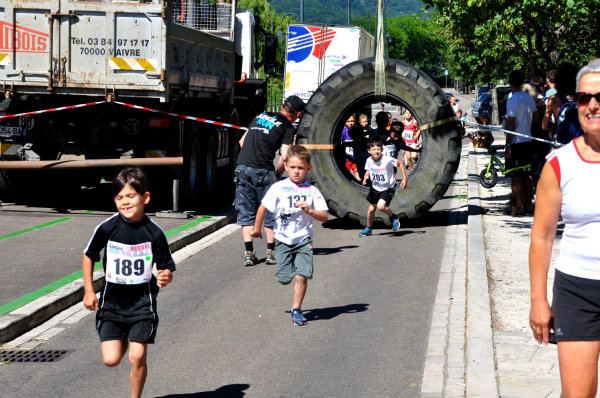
left=529, top=59, right=600, bottom=398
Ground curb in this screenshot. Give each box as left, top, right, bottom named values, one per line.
left=419, top=142, right=498, bottom=397
left=465, top=147, right=498, bottom=397
left=0, top=211, right=236, bottom=343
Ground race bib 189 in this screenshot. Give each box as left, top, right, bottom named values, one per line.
left=105, top=240, right=153, bottom=285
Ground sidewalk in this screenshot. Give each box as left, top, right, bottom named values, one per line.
left=420, top=123, right=563, bottom=397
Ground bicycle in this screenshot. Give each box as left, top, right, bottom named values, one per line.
left=479, top=147, right=531, bottom=188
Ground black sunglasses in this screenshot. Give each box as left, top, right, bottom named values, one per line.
left=575, top=92, right=600, bottom=105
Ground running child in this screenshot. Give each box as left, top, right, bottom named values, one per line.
left=402, top=109, right=422, bottom=171
left=340, top=114, right=360, bottom=181
left=250, top=145, right=328, bottom=326
left=82, top=167, right=175, bottom=398
left=359, top=114, right=374, bottom=137
left=359, top=138, right=403, bottom=237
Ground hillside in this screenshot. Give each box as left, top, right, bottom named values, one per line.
left=267, top=0, right=424, bottom=25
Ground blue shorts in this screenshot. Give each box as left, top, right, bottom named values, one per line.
left=275, top=237, right=313, bottom=284
left=234, top=165, right=277, bottom=226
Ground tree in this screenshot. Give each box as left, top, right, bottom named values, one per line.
left=353, top=14, right=449, bottom=82
left=422, top=0, right=600, bottom=85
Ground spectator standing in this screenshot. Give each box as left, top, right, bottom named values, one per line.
left=529, top=59, right=600, bottom=398
left=545, top=70, right=557, bottom=99
left=542, top=63, right=583, bottom=144
left=504, top=70, right=538, bottom=216
left=235, top=95, right=304, bottom=267
left=449, top=95, right=461, bottom=114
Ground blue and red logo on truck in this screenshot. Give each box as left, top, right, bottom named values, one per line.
left=287, top=25, right=336, bottom=63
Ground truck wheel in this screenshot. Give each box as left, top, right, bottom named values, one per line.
left=183, top=130, right=217, bottom=208
left=297, top=57, right=462, bottom=223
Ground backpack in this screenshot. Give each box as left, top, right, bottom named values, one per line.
left=556, top=101, right=582, bottom=145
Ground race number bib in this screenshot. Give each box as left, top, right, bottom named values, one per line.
left=371, top=172, right=387, bottom=182
left=384, top=144, right=396, bottom=158
left=105, top=240, right=153, bottom=285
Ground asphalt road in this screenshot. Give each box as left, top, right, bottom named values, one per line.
left=0, top=192, right=455, bottom=398
left=0, top=183, right=198, bottom=309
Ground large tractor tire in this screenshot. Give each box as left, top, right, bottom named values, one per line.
left=297, top=57, right=462, bottom=225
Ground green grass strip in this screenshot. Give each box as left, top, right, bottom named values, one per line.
left=0, top=215, right=213, bottom=316
left=0, top=217, right=73, bottom=241
left=164, top=215, right=212, bottom=237
left=0, top=262, right=103, bottom=316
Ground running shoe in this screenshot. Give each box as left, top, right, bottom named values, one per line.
left=358, top=227, right=372, bottom=237
left=265, top=249, right=277, bottom=265
left=291, top=308, right=307, bottom=326
left=244, top=251, right=257, bottom=266
left=392, top=216, right=401, bottom=232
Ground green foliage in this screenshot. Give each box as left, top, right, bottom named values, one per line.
left=423, top=0, right=600, bottom=85
left=353, top=13, right=448, bottom=81
left=267, top=0, right=424, bottom=25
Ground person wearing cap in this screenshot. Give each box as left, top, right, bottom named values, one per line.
left=235, top=95, right=304, bottom=267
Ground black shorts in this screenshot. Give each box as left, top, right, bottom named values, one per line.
left=505, top=141, right=532, bottom=176
left=96, top=315, right=158, bottom=344
left=552, top=270, right=600, bottom=342
left=366, top=187, right=395, bottom=206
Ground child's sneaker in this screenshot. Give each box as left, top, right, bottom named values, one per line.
left=265, top=249, right=276, bottom=265
left=244, top=251, right=257, bottom=266
left=358, top=227, right=372, bottom=237
left=291, top=308, right=307, bottom=326
left=391, top=216, right=401, bottom=232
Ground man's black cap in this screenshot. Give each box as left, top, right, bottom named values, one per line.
left=284, top=95, right=305, bottom=113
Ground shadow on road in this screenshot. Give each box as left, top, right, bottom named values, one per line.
left=155, top=383, right=250, bottom=398
left=300, top=303, right=369, bottom=322
left=313, top=245, right=358, bottom=255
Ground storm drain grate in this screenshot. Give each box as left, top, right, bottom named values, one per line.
left=0, top=349, right=72, bottom=363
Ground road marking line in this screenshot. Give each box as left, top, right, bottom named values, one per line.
left=0, top=217, right=73, bottom=241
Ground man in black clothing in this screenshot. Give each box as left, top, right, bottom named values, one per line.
left=235, top=95, right=304, bottom=266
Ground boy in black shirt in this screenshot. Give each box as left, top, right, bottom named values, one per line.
left=82, top=167, right=175, bottom=398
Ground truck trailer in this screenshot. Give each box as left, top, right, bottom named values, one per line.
left=0, top=0, right=270, bottom=209
left=283, top=23, right=374, bottom=102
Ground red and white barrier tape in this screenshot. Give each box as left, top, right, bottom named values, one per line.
left=0, top=101, right=107, bottom=120
left=0, top=100, right=249, bottom=131
left=113, top=101, right=248, bottom=131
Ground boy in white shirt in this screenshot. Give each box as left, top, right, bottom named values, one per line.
left=359, top=138, right=404, bottom=237
left=251, top=145, right=328, bottom=326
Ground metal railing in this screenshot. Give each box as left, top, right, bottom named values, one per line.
left=171, top=0, right=232, bottom=32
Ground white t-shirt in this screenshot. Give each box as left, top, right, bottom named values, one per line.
left=505, top=90, right=537, bottom=144
left=261, top=178, right=328, bottom=245
left=365, top=155, right=397, bottom=191
left=547, top=141, right=600, bottom=280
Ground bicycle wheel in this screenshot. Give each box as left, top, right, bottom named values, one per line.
left=480, top=168, right=498, bottom=188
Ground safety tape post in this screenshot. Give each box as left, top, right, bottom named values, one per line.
left=465, top=120, right=563, bottom=147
